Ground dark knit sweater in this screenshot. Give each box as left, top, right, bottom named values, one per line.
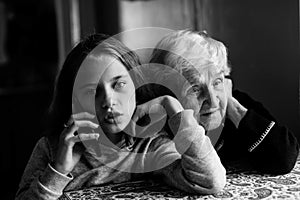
left=216, top=90, right=299, bottom=174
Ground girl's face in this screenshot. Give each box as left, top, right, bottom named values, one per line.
left=74, top=54, right=136, bottom=134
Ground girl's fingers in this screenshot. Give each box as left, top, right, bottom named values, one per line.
left=74, top=120, right=99, bottom=129
left=62, top=123, right=79, bottom=138
left=72, top=112, right=95, bottom=120
left=62, top=111, right=98, bottom=138
left=62, top=120, right=98, bottom=140
left=70, top=133, right=100, bottom=143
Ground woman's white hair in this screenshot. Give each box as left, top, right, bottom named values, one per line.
left=150, top=30, right=231, bottom=86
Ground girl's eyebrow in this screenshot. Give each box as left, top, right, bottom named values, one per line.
left=79, top=83, right=98, bottom=89
left=109, top=74, right=129, bottom=82
left=80, top=74, right=130, bottom=89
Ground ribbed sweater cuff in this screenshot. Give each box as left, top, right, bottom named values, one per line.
left=238, top=109, right=274, bottom=151
left=39, top=163, right=73, bottom=195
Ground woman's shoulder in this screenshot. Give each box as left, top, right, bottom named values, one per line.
left=232, top=89, right=275, bottom=121
left=232, top=90, right=255, bottom=103
left=232, top=90, right=265, bottom=110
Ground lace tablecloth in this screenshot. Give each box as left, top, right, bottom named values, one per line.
left=62, top=159, right=300, bottom=200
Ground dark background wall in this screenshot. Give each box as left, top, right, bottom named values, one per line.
left=117, top=0, right=300, bottom=140
left=198, top=0, right=300, bottom=141
left=0, top=0, right=56, bottom=199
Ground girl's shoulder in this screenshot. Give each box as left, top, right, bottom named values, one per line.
left=129, top=130, right=171, bottom=153
left=147, top=130, right=173, bottom=152
left=33, top=135, right=57, bottom=162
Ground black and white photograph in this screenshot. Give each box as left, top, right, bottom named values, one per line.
left=1, top=0, right=300, bottom=199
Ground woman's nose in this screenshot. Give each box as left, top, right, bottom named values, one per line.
left=201, top=88, right=219, bottom=108
left=208, top=91, right=219, bottom=107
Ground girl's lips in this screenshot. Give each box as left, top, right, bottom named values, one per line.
left=103, top=112, right=123, bottom=124
left=103, top=117, right=116, bottom=124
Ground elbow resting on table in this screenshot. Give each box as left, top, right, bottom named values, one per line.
left=204, top=177, right=226, bottom=194
left=189, top=166, right=227, bottom=194
left=207, top=168, right=227, bottom=194
left=257, top=149, right=299, bottom=175
left=271, top=155, right=298, bottom=175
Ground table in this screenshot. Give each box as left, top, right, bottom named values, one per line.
left=61, top=158, right=300, bottom=200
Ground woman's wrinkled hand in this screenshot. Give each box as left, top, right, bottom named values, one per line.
left=224, top=78, right=248, bottom=128
left=128, top=95, right=184, bottom=137
left=53, top=112, right=99, bottom=175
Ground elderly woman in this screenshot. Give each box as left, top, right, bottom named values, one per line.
left=149, top=30, right=299, bottom=174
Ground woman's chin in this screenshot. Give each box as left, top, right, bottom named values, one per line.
left=201, top=119, right=223, bottom=131
left=207, top=123, right=222, bottom=131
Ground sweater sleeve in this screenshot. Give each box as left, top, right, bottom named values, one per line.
left=238, top=109, right=299, bottom=174
left=149, top=110, right=226, bottom=194
left=15, top=137, right=73, bottom=200
left=233, top=90, right=299, bottom=174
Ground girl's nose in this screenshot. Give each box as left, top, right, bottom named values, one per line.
left=101, top=87, right=116, bottom=109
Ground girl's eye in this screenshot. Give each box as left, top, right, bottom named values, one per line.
left=86, top=88, right=96, bottom=95
left=114, top=81, right=126, bottom=89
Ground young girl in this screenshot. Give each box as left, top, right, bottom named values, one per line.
left=15, top=34, right=225, bottom=200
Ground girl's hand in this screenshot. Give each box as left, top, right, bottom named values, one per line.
left=129, top=95, right=184, bottom=137
left=225, top=79, right=248, bottom=128
left=53, top=112, right=99, bottom=175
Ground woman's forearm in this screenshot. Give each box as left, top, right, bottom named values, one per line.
left=164, top=110, right=226, bottom=194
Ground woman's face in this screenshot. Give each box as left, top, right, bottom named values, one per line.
left=74, top=54, right=136, bottom=134
left=180, top=65, right=228, bottom=131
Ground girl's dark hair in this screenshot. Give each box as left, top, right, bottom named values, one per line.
left=45, top=33, right=149, bottom=139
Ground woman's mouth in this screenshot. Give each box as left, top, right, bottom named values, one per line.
left=200, top=109, right=219, bottom=117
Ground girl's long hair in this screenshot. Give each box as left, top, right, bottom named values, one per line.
left=45, top=34, right=150, bottom=140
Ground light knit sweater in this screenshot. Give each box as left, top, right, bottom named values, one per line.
left=15, top=110, right=226, bottom=200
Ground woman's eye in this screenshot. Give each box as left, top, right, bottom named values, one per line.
left=114, top=81, right=126, bottom=89
left=213, top=78, right=223, bottom=87
left=192, top=86, right=200, bottom=93
left=187, top=85, right=201, bottom=95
